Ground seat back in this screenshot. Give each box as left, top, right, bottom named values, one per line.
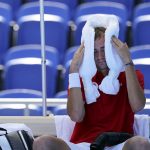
left=16, top=1, right=70, bottom=62
left=74, top=1, right=127, bottom=45
left=130, top=45, right=150, bottom=90
left=133, top=3, right=150, bottom=45
left=3, top=44, right=59, bottom=97
left=0, top=2, right=12, bottom=63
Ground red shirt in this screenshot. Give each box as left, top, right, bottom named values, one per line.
left=70, top=70, right=144, bottom=144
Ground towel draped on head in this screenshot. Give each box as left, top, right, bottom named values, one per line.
left=79, top=14, right=124, bottom=104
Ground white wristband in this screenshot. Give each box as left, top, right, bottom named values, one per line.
left=69, top=73, right=81, bottom=89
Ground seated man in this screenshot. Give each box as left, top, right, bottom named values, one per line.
left=33, top=27, right=150, bottom=150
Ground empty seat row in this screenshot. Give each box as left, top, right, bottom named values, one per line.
left=0, top=1, right=150, bottom=64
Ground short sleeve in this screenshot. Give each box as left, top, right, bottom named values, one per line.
left=136, top=70, right=144, bottom=90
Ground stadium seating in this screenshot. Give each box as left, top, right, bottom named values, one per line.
left=73, top=1, right=127, bottom=45
left=3, top=44, right=59, bottom=98
left=26, top=0, right=78, bottom=18
left=16, top=1, right=70, bottom=62
left=0, top=0, right=22, bottom=19
left=130, top=45, right=150, bottom=90
left=55, top=90, right=67, bottom=98
left=132, top=3, right=150, bottom=45
left=0, top=2, right=12, bottom=64
left=82, top=0, right=134, bottom=20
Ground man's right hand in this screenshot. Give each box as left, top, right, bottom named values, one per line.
left=69, top=43, right=84, bottom=73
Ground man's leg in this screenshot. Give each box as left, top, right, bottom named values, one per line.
left=122, top=136, right=150, bottom=150
left=33, top=135, right=71, bottom=150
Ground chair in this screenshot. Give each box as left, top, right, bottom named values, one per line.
left=132, top=3, right=150, bottom=46
left=0, top=2, right=12, bottom=64
left=26, top=0, right=78, bottom=18
left=74, top=1, right=127, bottom=45
left=55, top=90, right=67, bottom=98
left=0, top=89, right=42, bottom=116
left=82, top=0, right=134, bottom=20
left=130, top=45, right=150, bottom=90
left=0, top=89, right=42, bottom=98
left=0, top=0, right=22, bottom=19
left=62, top=46, right=78, bottom=90
left=16, top=1, right=70, bottom=62
left=3, top=44, right=59, bottom=98
left=53, top=105, right=67, bottom=115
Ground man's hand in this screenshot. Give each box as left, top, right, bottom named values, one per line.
left=69, top=43, right=84, bottom=73
left=111, top=36, right=131, bottom=64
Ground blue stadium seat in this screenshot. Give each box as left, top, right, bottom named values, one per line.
left=130, top=45, right=150, bottom=90
left=132, top=3, right=150, bottom=46
left=3, top=44, right=59, bottom=98
left=26, top=0, right=78, bottom=18
left=53, top=105, right=67, bottom=115
left=0, top=104, right=42, bottom=116
left=0, top=89, right=42, bottom=116
left=74, top=1, right=127, bottom=45
left=82, top=0, right=134, bottom=20
left=0, top=0, right=22, bottom=19
left=55, top=90, right=67, bottom=98
left=0, top=2, right=12, bottom=64
left=16, top=1, right=70, bottom=62
left=62, top=46, right=78, bottom=90
left=0, top=89, right=42, bottom=98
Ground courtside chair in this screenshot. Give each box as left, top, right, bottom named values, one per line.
left=74, top=1, right=128, bottom=45
left=26, top=0, right=78, bottom=18
left=0, top=0, right=22, bottom=19
left=0, top=2, right=12, bottom=64
left=132, top=3, right=150, bottom=46
left=3, top=44, right=59, bottom=98
left=130, top=45, right=150, bottom=90
left=0, top=89, right=42, bottom=116
left=16, top=1, right=70, bottom=62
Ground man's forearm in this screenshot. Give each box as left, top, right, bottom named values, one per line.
left=125, top=64, right=145, bottom=112
left=67, top=88, right=85, bottom=122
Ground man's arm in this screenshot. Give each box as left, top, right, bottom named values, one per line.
left=111, top=36, right=146, bottom=112
left=67, top=43, right=85, bottom=122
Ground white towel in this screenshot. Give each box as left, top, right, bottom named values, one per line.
left=79, top=14, right=124, bottom=104
left=54, top=115, right=75, bottom=141
left=134, top=114, right=150, bottom=140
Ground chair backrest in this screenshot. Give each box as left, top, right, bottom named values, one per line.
left=55, top=90, right=67, bottom=98
left=3, top=44, right=59, bottom=97
left=132, top=3, right=150, bottom=46
left=130, top=45, right=150, bottom=90
left=0, top=89, right=42, bottom=98
left=0, top=2, right=12, bottom=64
left=53, top=105, right=67, bottom=115
left=74, top=1, right=127, bottom=45
left=26, top=0, right=78, bottom=18
left=0, top=0, right=22, bottom=19
left=16, top=1, right=70, bottom=62
left=82, top=0, right=134, bottom=20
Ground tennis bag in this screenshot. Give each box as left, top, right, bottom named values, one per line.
left=90, top=132, right=133, bottom=150
left=0, top=127, right=34, bottom=150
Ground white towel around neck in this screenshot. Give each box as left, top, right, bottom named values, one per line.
left=79, top=14, right=124, bottom=104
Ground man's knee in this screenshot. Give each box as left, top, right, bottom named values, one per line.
left=33, top=135, right=55, bottom=150
left=123, top=136, right=150, bottom=150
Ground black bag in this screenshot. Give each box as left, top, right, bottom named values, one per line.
left=90, top=132, right=133, bottom=150
left=0, top=127, right=34, bottom=150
